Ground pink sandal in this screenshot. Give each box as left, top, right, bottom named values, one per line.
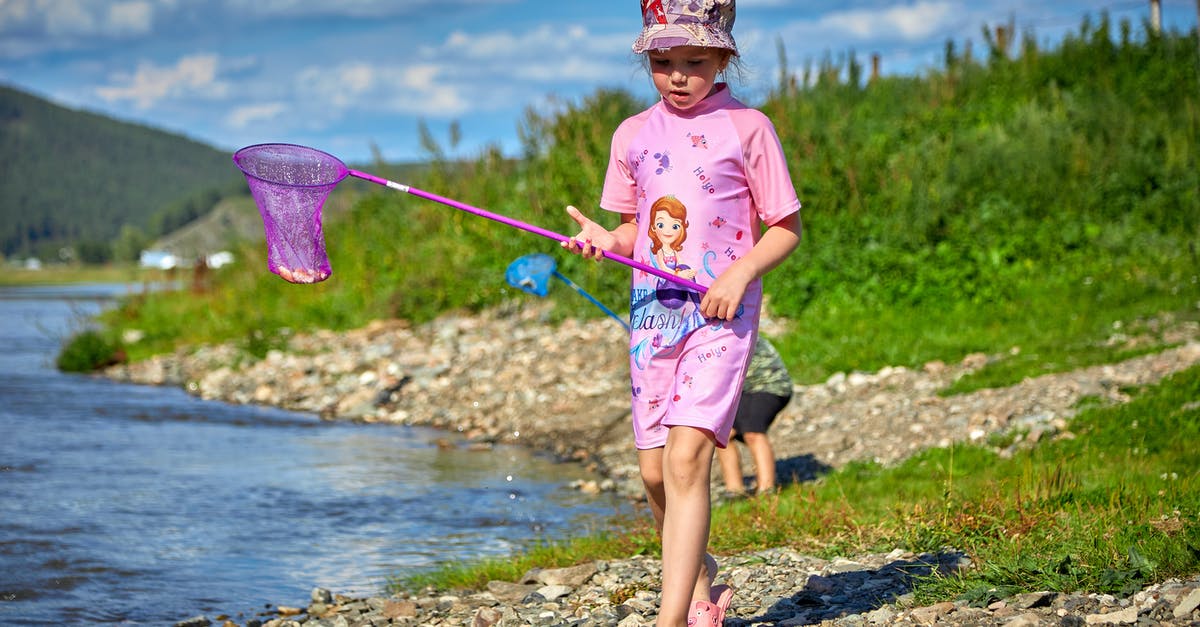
left=687, top=584, right=734, bottom=626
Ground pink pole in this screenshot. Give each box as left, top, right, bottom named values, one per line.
left=347, top=169, right=708, bottom=294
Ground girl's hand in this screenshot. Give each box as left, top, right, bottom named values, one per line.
left=562, top=205, right=617, bottom=261
left=699, top=263, right=752, bottom=321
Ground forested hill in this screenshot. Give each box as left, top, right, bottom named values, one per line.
left=0, top=84, right=242, bottom=261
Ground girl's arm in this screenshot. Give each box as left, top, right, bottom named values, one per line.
left=561, top=205, right=638, bottom=260
left=701, top=212, right=802, bottom=321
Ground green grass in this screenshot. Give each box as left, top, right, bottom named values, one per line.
left=775, top=258, right=1200, bottom=393
left=0, top=263, right=152, bottom=286
left=392, top=365, right=1200, bottom=602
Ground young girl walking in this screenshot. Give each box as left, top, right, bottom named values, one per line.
left=563, top=1, right=802, bottom=624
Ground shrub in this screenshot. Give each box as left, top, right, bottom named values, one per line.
left=57, top=329, right=124, bottom=372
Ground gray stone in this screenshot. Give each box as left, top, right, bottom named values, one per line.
left=486, top=580, right=538, bottom=602
left=1013, top=592, right=1056, bottom=609
left=538, top=562, right=599, bottom=587
left=1175, top=587, right=1200, bottom=618
left=311, top=587, right=333, bottom=604
left=1084, top=606, right=1138, bottom=624
left=536, top=584, right=573, bottom=601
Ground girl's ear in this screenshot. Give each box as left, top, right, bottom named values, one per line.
left=718, top=50, right=733, bottom=73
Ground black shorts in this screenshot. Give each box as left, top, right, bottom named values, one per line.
left=731, top=391, right=791, bottom=441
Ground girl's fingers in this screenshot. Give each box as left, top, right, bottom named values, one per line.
left=565, top=205, right=591, bottom=228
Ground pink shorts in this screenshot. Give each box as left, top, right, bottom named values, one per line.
left=629, top=321, right=755, bottom=450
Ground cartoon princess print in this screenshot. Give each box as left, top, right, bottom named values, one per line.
left=648, top=195, right=697, bottom=282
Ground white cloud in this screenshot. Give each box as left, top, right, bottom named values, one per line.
left=106, top=2, right=154, bottom=35
left=820, top=1, right=960, bottom=41
left=440, top=23, right=615, bottom=59
left=43, top=0, right=95, bottom=35
left=431, top=23, right=631, bottom=86
left=226, top=101, right=287, bottom=129
left=219, top=0, right=513, bottom=20
left=0, top=0, right=155, bottom=36
left=96, top=53, right=228, bottom=109
left=0, top=0, right=162, bottom=58
left=292, top=61, right=469, bottom=120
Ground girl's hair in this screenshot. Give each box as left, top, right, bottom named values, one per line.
left=648, top=196, right=690, bottom=254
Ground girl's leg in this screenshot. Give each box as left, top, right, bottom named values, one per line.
left=639, top=445, right=718, bottom=622
left=657, top=426, right=716, bottom=626
left=742, top=432, right=777, bottom=492
left=715, top=436, right=747, bottom=494
left=638, top=447, right=666, bottom=532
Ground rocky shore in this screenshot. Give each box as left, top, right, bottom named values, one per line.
left=102, top=302, right=1200, bottom=626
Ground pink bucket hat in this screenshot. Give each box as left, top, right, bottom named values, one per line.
left=632, top=0, right=738, bottom=55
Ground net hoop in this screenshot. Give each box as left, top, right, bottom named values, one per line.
left=233, top=143, right=350, bottom=187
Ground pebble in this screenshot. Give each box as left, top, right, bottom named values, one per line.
left=175, top=555, right=1200, bottom=626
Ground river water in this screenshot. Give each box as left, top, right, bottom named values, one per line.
left=0, top=283, right=625, bottom=625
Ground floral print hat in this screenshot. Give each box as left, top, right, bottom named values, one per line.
left=632, top=0, right=738, bottom=55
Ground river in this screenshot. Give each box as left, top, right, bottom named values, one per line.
left=0, top=283, right=624, bottom=625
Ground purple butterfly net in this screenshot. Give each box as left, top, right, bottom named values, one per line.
left=233, top=144, right=349, bottom=284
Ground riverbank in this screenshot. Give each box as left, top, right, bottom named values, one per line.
left=105, top=301, right=1200, bottom=499
left=100, top=302, right=1200, bottom=626
left=178, top=554, right=1200, bottom=626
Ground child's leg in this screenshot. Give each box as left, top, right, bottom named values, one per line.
left=742, top=431, right=777, bottom=492
left=638, top=447, right=666, bottom=531
left=715, top=436, right=747, bottom=493
left=639, top=447, right=719, bottom=594
left=657, top=426, right=716, bottom=626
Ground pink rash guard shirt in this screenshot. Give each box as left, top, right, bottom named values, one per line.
left=600, top=84, right=801, bottom=449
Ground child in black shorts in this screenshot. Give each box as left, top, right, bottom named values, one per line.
left=717, top=334, right=793, bottom=496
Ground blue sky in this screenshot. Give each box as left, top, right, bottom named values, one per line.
left=1, top=1, right=1196, bottom=163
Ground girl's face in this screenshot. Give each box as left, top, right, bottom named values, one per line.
left=653, top=209, right=684, bottom=245
left=648, top=46, right=729, bottom=110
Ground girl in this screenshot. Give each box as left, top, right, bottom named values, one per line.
left=564, top=1, right=801, bottom=624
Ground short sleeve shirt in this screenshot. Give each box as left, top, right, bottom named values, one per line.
left=601, top=85, right=799, bottom=354
left=598, top=85, right=801, bottom=448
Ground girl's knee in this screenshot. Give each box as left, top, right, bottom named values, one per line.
left=641, top=471, right=664, bottom=494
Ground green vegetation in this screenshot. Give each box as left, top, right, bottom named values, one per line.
left=397, top=364, right=1200, bottom=601
left=52, top=13, right=1200, bottom=603
left=0, top=85, right=243, bottom=261
left=87, top=15, right=1199, bottom=390
left=0, top=263, right=148, bottom=286
left=56, top=328, right=124, bottom=372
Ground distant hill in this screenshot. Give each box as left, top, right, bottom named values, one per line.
left=0, top=84, right=243, bottom=260
left=148, top=195, right=262, bottom=259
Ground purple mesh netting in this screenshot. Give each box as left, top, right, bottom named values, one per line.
left=233, top=144, right=348, bottom=284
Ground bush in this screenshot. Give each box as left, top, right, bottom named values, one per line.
left=57, top=329, right=124, bottom=372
